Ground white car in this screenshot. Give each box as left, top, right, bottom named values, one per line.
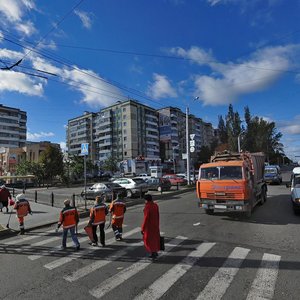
left=112, top=177, right=148, bottom=198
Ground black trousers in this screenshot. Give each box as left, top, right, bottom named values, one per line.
left=92, top=223, right=105, bottom=245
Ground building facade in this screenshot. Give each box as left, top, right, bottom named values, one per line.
left=67, top=100, right=160, bottom=174
left=0, top=104, right=27, bottom=148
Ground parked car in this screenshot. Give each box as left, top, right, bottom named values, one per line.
left=81, top=182, right=126, bottom=201
left=145, top=177, right=171, bottom=192
left=163, top=174, right=187, bottom=185
left=112, top=177, right=148, bottom=198
left=264, top=165, right=282, bottom=184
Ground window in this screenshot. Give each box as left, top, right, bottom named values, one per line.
left=123, top=122, right=127, bottom=126
left=124, top=137, right=127, bottom=141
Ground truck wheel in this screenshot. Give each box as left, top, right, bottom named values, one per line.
left=259, top=188, right=267, bottom=205
left=205, top=209, right=214, bottom=215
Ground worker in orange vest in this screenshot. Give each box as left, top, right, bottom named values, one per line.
left=109, top=191, right=126, bottom=241
left=14, top=194, right=32, bottom=235
left=56, top=199, right=80, bottom=250
left=89, top=195, right=108, bottom=247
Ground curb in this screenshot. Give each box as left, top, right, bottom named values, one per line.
left=0, top=187, right=195, bottom=239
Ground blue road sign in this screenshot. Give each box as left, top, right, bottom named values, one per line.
left=81, top=143, right=89, bottom=155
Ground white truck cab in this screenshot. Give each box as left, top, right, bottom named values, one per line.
left=288, top=167, right=300, bottom=213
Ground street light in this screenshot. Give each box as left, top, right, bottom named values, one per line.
left=186, top=97, right=199, bottom=185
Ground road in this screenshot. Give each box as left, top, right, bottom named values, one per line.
left=1, top=172, right=300, bottom=299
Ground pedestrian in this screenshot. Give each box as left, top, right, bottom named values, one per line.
left=13, top=193, right=32, bottom=235
left=109, top=191, right=126, bottom=241
left=0, top=184, right=12, bottom=213
left=56, top=199, right=80, bottom=250
left=89, top=195, right=108, bottom=247
left=141, top=194, right=160, bottom=259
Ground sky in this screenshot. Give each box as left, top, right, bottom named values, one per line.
left=0, top=0, right=300, bottom=161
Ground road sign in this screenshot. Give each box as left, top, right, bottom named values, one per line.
left=81, top=143, right=89, bottom=156
left=190, top=134, right=195, bottom=140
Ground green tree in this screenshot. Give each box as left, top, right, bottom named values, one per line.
left=39, top=145, right=64, bottom=183
left=102, top=156, right=119, bottom=173
left=16, top=161, right=44, bottom=186
left=217, top=115, right=228, bottom=144
left=225, top=104, right=242, bottom=151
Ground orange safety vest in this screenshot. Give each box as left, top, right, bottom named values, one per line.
left=110, top=201, right=126, bottom=220
left=90, top=203, right=107, bottom=225
left=59, top=206, right=79, bottom=229
left=14, top=199, right=31, bottom=218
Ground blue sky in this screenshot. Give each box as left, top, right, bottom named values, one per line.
left=1, top=0, right=300, bottom=161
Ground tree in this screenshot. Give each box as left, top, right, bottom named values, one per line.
left=102, top=156, right=119, bottom=173
left=39, top=145, right=64, bottom=183
left=16, top=161, right=44, bottom=186
left=225, top=104, right=242, bottom=151
left=217, top=115, right=227, bottom=144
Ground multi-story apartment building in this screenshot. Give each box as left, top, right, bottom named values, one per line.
left=0, top=104, right=26, bottom=148
left=158, top=107, right=215, bottom=173
left=66, top=111, right=96, bottom=161
left=67, top=100, right=160, bottom=174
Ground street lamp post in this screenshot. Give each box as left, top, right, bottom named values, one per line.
left=186, top=106, right=190, bottom=185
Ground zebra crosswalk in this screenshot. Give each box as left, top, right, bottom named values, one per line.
left=0, top=223, right=282, bottom=299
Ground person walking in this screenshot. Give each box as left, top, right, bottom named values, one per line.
left=141, top=194, right=160, bottom=259
left=13, top=193, right=32, bottom=235
left=109, top=192, right=126, bottom=241
left=56, top=199, right=80, bottom=250
left=89, top=195, right=108, bottom=247
left=0, top=185, right=12, bottom=213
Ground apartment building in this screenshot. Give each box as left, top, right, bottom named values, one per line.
left=158, top=107, right=215, bottom=173
left=67, top=100, right=160, bottom=174
left=0, top=104, right=27, bottom=148
left=67, top=111, right=96, bottom=161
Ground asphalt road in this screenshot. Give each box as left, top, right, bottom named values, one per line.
left=1, top=171, right=300, bottom=300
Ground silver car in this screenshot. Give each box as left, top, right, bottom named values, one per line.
left=112, top=177, right=148, bottom=198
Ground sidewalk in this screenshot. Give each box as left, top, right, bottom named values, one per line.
left=0, top=186, right=195, bottom=238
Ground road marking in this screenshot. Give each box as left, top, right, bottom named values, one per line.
left=246, top=253, right=281, bottom=300
left=44, top=227, right=141, bottom=270
left=196, top=247, right=250, bottom=300
left=4, top=228, right=56, bottom=245
left=134, top=242, right=216, bottom=300
left=64, top=241, right=144, bottom=282
left=193, top=222, right=201, bottom=226
left=89, top=236, right=187, bottom=299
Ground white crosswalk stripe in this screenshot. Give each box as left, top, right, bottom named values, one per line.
left=196, top=247, right=250, bottom=300
left=0, top=229, right=282, bottom=300
left=246, top=253, right=281, bottom=300
left=44, top=227, right=141, bottom=270
left=64, top=241, right=144, bottom=282
left=134, top=242, right=216, bottom=300
left=89, top=236, right=187, bottom=299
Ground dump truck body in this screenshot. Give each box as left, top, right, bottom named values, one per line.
left=196, top=151, right=267, bottom=216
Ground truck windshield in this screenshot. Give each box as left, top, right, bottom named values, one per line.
left=200, top=166, right=242, bottom=180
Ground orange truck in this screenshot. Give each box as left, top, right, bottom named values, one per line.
left=196, top=150, right=267, bottom=217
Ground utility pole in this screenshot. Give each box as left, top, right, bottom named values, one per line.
left=186, top=106, right=190, bottom=185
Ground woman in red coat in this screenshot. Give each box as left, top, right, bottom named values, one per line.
left=141, top=194, right=160, bottom=259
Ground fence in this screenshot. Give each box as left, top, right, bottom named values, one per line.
left=8, top=183, right=184, bottom=209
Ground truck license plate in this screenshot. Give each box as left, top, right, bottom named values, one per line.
left=215, top=205, right=226, bottom=209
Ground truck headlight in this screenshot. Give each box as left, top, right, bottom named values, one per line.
left=295, top=198, right=300, bottom=203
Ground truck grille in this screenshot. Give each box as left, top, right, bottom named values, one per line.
left=206, top=193, right=241, bottom=199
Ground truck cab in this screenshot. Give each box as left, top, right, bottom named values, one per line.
left=287, top=167, right=300, bottom=213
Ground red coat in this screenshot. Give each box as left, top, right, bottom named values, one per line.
left=141, top=201, right=160, bottom=253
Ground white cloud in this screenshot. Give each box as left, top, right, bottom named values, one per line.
left=278, top=116, right=300, bottom=135
left=60, top=142, right=67, bottom=151
left=27, top=131, right=54, bottom=141
left=62, top=67, right=124, bottom=108
left=0, top=0, right=37, bottom=36
left=0, top=70, right=43, bottom=96
left=15, top=20, right=37, bottom=36
left=171, top=45, right=299, bottom=106
left=74, top=10, right=93, bottom=29
left=147, top=73, right=177, bottom=99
